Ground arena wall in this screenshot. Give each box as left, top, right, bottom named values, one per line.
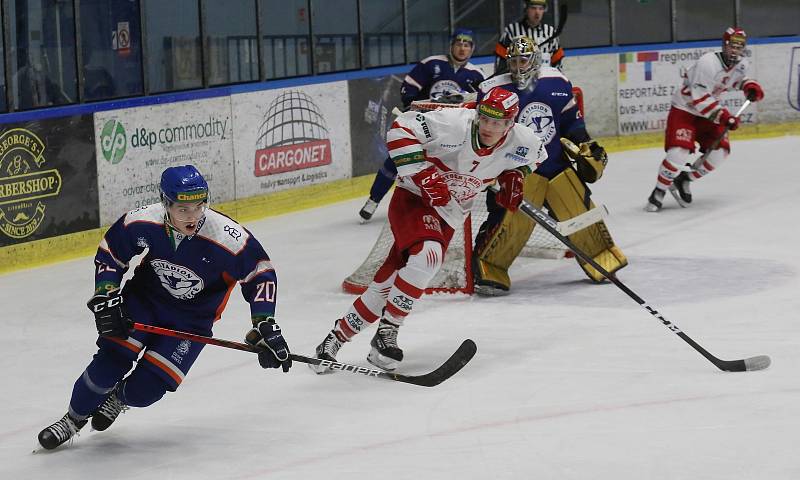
left=1, top=38, right=798, bottom=273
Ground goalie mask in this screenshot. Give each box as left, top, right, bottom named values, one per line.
left=507, top=36, right=542, bottom=90
left=160, top=164, right=209, bottom=235
left=722, top=27, right=747, bottom=67
left=475, top=87, right=519, bottom=147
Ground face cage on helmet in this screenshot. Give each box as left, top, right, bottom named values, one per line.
left=723, top=40, right=746, bottom=65
left=508, top=50, right=541, bottom=90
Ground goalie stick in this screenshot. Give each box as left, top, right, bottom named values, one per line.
left=131, top=322, right=477, bottom=387
left=488, top=185, right=771, bottom=373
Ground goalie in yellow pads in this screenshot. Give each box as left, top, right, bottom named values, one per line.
left=472, top=36, right=627, bottom=295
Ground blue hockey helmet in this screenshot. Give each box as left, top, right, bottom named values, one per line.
left=451, top=28, right=475, bottom=46
left=159, top=165, right=209, bottom=205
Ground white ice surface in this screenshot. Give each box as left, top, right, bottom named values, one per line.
left=1, top=136, right=799, bottom=479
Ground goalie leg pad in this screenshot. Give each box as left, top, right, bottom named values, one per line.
left=545, top=168, right=628, bottom=282
left=473, top=174, right=549, bottom=293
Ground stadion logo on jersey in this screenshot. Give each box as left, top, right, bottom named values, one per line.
left=789, top=47, right=800, bottom=112
left=440, top=171, right=482, bottom=204
left=151, top=259, right=204, bottom=300
left=518, top=102, right=556, bottom=145
left=429, top=80, right=461, bottom=99
left=254, top=90, right=332, bottom=177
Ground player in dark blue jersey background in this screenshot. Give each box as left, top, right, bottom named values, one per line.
left=357, top=28, right=486, bottom=222
left=37, top=165, right=291, bottom=450
left=472, top=36, right=626, bottom=295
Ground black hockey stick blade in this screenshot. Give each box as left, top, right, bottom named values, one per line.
left=294, top=339, right=477, bottom=387
left=132, top=322, right=478, bottom=386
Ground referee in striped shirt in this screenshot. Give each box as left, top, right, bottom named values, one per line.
left=495, top=0, right=564, bottom=73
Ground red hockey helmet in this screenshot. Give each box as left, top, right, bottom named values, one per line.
left=476, top=88, right=519, bottom=147
left=478, top=87, right=520, bottom=121
left=722, top=27, right=747, bottom=65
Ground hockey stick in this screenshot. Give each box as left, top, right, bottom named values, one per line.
left=488, top=185, right=771, bottom=372
left=553, top=203, right=608, bottom=236
left=130, top=322, right=477, bottom=387
left=692, top=99, right=751, bottom=170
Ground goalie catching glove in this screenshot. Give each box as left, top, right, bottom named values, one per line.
left=87, top=289, right=133, bottom=339
left=411, top=166, right=451, bottom=207
left=245, top=318, right=292, bottom=372
left=494, top=169, right=524, bottom=212
left=561, top=138, right=608, bottom=183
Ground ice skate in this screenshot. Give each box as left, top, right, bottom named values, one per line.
left=359, top=198, right=379, bottom=223
left=367, top=320, right=403, bottom=371
left=644, top=188, right=665, bottom=212
left=669, top=172, right=692, bottom=207
left=91, top=388, right=129, bottom=431
left=37, top=413, right=87, bottom=450
left=309, top=330, right=344, bottom=374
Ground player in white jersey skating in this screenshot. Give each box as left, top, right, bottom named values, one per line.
left=645, top=27, right=764, bottom=212
left=311, top=87, right=546, bottom=372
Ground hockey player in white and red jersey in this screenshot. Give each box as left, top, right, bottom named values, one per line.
left=311, top=87, right=546, bottom=372
left=645, top=27, right=765, bottom=212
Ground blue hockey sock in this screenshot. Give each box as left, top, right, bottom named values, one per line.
left=68, top=349, right=132, bottom=419
left=369, top=157, right=397, bottom=203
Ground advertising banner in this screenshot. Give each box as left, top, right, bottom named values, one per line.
left=94, top=97, right=235, bottom=225
left=617, top=47, right=758, bottom=135
left=231, top=82, right=351, bottom=198
left=348, top=74, right=404, bottom=177
left=0, top=115, right=98, bottom=247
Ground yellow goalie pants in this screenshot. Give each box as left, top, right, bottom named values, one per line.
left=473, top=168, right=627, bottom=290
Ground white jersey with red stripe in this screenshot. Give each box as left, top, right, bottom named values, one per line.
left=672, top=51, right=751, bottom=121
left=387, top=107, right=546, bottom=228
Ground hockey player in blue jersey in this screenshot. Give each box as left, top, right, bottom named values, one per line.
left=358, top=28, right=485, bottom=222
left=472, top=36, right=627, bottom=295
left=37, top=165, right=291, bottom=450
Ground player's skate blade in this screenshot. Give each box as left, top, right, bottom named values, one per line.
left=644, top=188, right=665, bottom=212
left=359, top=199, right=378, bottom=223
left=367, top=350, right=400, bottom=371
left=37, top=414, right=87, bottom=450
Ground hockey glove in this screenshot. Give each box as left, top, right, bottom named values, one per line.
left=245, top=318, right=292, bottom=372
left=411, top=166, right=451, bottom=207
left=566, top=140, right=608, bottom=184
left=742, top=80, right=764, bottom=102
left=717, top=109, right=740, bottom=131
left=87, top=290, right=132, bottom=339
left=495, top=169, right=525, bottom=212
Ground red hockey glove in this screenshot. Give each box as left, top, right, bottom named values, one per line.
left=495, top=169, right=525, bottom=212
left=742, top=80, right=764, bottom=102
left=717, top=109, right=740, bottom=131
left=411, top=166, right=451, bottom=207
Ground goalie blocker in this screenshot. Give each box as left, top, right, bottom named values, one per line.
left=473, top=139, right=626, bottom=294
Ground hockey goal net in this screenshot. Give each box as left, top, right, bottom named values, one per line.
left=341, top=190, right=568, bottom=295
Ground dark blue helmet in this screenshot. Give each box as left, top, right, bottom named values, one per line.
left=451, top=28, right=475, bottom=45
left=159, top=165, right=209, bottom=204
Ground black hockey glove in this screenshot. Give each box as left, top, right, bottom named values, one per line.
left=87, top=290, right=133, bottom=339
left=245, top=318, right=292, bottom=372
